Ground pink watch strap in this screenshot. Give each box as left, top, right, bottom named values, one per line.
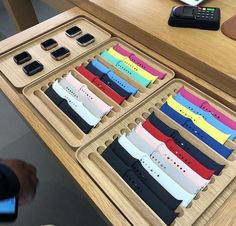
left=113, top=44, right=166, bottom=80
left=66, top=72, right=112, bottom=115
left=135, top=123, right=209, bottom=188
left=178, top=86, right=236, bottom=130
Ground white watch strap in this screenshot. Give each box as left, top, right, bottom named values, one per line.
left=52, top=81, right=100, bottom=126
left=66, top=72, right=112, bottom=116
left=127, top=130, right=200, bottom=194
left=118, top=134, right=195, bottom=207
left=59, top=78, right=103, bottom=119
left=135, top=124, right=210, bottom=189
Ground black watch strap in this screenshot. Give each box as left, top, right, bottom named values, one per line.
left=110, top=138, right=181, bottom=210
left=45, top=86, right=93, bottom=134
left=148, top=112, right=224, bottom=175
left=102, top=145, right=178, bottom=225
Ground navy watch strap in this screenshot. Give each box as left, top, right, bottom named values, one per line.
left=160, top=103, right=233, bottom=159
left=102, top=146, right=177, bottom=226
left=86, top=62, right=131, bottom=99
left=45, top=86, right=93, bottom=134
left=86, top=61, right=105, bottom=79
left=148, top=112, right=225, bottom=175
left=110, top=138, right=181, bottom=210
left=101, top=74, right=131, bottom=98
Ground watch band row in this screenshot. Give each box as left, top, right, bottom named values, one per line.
left=44, top=71, right=113, bottom=133
left=175, top=93, right=236, bottom=140
left=148, top=112, right=225, bottom=175
left=178, top=86, right=236, bottom=130
left=113, top=43, right=166, bottom=79
left=160, top=102, right=233, bottom=158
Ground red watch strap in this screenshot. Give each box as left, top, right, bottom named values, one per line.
left=76, top=64, right=97, bottom=82
left=92, top=78, right=125, bottom=105
left=76, top=64, right=125, bottom=105
left=143, top=119, right=214, bottom=179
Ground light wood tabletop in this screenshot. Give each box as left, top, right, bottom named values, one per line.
left=73, top=0, right=236, bottom=98
left=0, top=5, right=236, bottom=226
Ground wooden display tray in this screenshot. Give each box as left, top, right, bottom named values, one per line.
left=23, top=38, right=174, bottom=148
left=0, top=17, right=111, bottom=88
left=76, top=79, right=236, bottom=226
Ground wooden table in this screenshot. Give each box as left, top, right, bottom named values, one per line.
left=0, top=5, right=236, bottom=226
left=72, top=0, right=236, bottom=98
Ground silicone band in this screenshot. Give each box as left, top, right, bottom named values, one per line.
left=167, top=96, right=230, bottom=144
left=175, top=93, right=236, bottom=140
left=65, top=72, right=112, bottom=117
left=178, top=86, right=236, bottom=130
left=60, top=78, right=103, bottom=119
left=143, top=119, right=215, bottom=179
left=92, top=77, right=125, bottom=105
left=127, top=130, right=200, bottom=194
left=118, top=134, right=195, bottom=207
left=76, top=64, right=97, bottom=82
left=91, top=59, right=138, bottom=95
left=101, top=51, right=151, bottom=87
left=86, top=61, right=131, bottom=99
left=45, top=86, right=93, bottom=134
left=102, top=148, right=177, bottom=225
left=52, top=81, right=100, bottom=126
left=148, top=112, right=225, bottom=175
left=109, top=138, right=182, bottom=210
left=108, top=48, right=157, bottom=82
left=113, top=44, right=166, bottom=79
left=160, top=103, right=233, bottom=158
left=77, top=64, right=125, bottom=105
left=133, top=124, right=210, bottom=188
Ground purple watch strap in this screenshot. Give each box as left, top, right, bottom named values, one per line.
left=178, top=86, right=236, bottom=130
left=113, top=44, right=166, bottom=80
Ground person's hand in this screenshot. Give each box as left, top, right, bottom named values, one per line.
left=0, top=159, right=38, bottom=206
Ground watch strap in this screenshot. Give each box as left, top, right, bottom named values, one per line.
left=52, top=81, right=100, bottom=126
left=102, top=147, right=177, bottom=225
left=90, top=59, right=138, bottom=95
left=160, top=102, right=233, bottom=158
left=113, top=44, right=166, bottom=79
left=175, top=93, right=236, bottom=140
left=108, top=47, right=157, bottom=82
left=45, top=86, right=93, bottom=134
left=77, top=64, right=125, bottom=105
left=92, top=77, right=125, bottom=105
left=125, top=133, right=200, bottom=194
left=110, top=139, right=182, bottom=210
left=59, top=77, right=103, bottom=119
left=167, top=95, right=230, bottom=144
left=143, top=119, right=215, bottom=179
left=178, top=86, right=236, bottom=130
left=132, top=124, right=209, bottom=188
left=101, top=51, right=151, bottom=87
left=76, top=64, right=97, bottom=82
left=118, top=134, right=196, bottom=207
left=86, top=60, right=131, bottom=98
left=148, top=112, right=225, bottom=175
left=65, top=72, right=112, bottom=117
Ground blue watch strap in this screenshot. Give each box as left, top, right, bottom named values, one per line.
left=101, top=51, right=151, bottom=87
left=175, top=93, right=236, bottom=140
left=86, top=61, right=131, bottom=99
left=148, top=112, right=225, bottom=175
left=92, top=59, right=138, bottom=95
left=160, top=103, right=233, bottom=159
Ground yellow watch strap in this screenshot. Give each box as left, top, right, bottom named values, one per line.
left=167, top=95, right=230, bottom=144
left=108, top=48, right=157, bottom=83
